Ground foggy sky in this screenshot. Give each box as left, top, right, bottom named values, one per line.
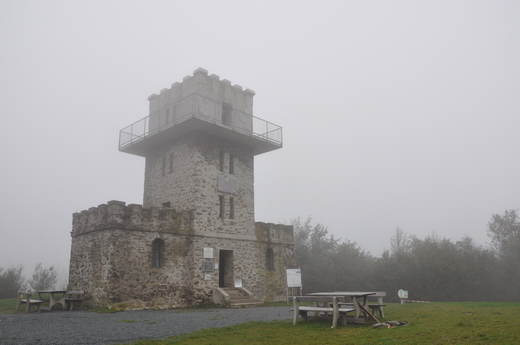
left=1, top=1, right=519, bottom=284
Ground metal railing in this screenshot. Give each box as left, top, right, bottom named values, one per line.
left=119, top=93, right=282, bottom=150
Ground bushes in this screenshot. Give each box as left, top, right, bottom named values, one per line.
left=0, top=265, right=26, bottom=298
left=0, top=263, right=59, bottom=298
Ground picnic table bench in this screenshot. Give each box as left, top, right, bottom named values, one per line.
left=367, top=291, right=386, bottom=317
left=16, top=291, right=44, bottom=313
left=337, top=291, right=387, bottom=318
left=64, top=290, right=85, bottom=310
left=292, top=296, right=356, bottom=328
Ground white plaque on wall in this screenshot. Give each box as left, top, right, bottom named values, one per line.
left=204, top=247, right=214, bottom=258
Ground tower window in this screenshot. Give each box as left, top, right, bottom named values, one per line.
left=266, top=248, right=275, bottom=271
left=161, top=156, right=166, bottom=177
left=220, top=151, right=225, bottom=172
left=229, top=154, right=235, bottom=174
left=152, top=239, right=164, bottom=268
left=165, top=108, right=170, bottom=124
left=229, top=197, right=234, bottom=219
left=169, top=153, right=174, bottom=173
left=219, top=195, right=225, bottom=218
left=222, top=104, right=232, bottom=125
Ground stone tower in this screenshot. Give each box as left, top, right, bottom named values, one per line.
left=68, top=68, right=294, bottom=308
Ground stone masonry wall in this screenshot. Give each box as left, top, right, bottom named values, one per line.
left=69, top=201, right=294, bottom=308
left=143, top=132, right=256, bottom=237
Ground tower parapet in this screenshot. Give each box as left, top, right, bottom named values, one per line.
left=71, top=200, right=193, bottom=236
left=119, top=68, right=282, bottom=157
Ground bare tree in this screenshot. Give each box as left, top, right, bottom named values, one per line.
left=28, top=263, right=58, bottom=291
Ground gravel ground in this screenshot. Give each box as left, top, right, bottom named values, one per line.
left=0, top=306, right=293, bottom=345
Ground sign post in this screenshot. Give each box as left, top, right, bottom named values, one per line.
left=286, top=268, right=302, bottom=303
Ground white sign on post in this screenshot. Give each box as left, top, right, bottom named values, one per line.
left=286, top=269, right=302, bottom=288
left=398, top=289, right=408, bottom=299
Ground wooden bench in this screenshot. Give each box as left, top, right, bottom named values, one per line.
left=293, top=296, right=355, bottom=328
left=64, top=291, right=84, bottom=310
left=16, top=291, right=44, bottom=313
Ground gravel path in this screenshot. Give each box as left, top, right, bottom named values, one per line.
left=0, top=306, right=293, bottom=345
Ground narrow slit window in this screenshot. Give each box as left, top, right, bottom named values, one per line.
left=220, top=151, right=225, bottom=172
left=266, top=248, right=275, bottom=271
left=169, top=153, right=174, bottom=173
left=165, top=108, right=170, bottom=124
left=219, top=195, right=225, bottom=218
left=161, top=156, right=166, bottom=177
left=229, top=197, right=234, bottom=219
left=152, top=239, right=164, bottom=268
left=229, top=154, right=235, bottom=174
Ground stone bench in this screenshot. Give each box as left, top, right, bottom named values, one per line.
left=16, top=291, right=44, bottom=313
left=65, top=291, right=85, bottom=310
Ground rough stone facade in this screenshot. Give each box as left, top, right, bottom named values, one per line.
left=69, top=68, right=294, bottom=308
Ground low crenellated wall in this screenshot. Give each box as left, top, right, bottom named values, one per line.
left=69, top=200, right=294, bottom=309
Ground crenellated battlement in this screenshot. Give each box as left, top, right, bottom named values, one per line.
left=71, top=200, right=193, bottom=237
left=148, top=67, right=255, bottom=103
left=254, top=222, right=294, bottom=245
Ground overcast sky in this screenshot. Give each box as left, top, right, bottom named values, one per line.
left=1, top=1, right=519, bottom=283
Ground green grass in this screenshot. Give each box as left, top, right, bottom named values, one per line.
left=124, top=302, right=520, bottom=345
left=0, top=298, right=19, bottom=314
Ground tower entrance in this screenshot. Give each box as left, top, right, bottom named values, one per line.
left=219, top=250, right=234, bottom=288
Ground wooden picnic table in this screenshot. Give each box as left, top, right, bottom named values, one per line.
left=307, top=291, right=377, bottom=323
left=36, top=290, right=68, bottom=311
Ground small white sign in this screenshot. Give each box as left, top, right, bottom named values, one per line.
left=398, top=289, right=408, bottom=299
left=286, top=269, right=302, bottom=287
left=234, top=279, right=243, bottom=288
left=204, top=247, right=214, bottom=259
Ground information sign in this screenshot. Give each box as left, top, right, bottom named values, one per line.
left=286, top=268, right=302, bottom=287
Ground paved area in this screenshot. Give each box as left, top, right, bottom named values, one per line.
left=0, top=306, right=293, bottom=345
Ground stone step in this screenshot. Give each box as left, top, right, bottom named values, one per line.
left=229, top=300, right=264, bottom=308
left=222, top=288, right=249, bottom=297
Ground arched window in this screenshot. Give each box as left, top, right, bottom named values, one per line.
left=266, top=248, right=275, bottom=271
left=152, top=239, right=164, bottom=268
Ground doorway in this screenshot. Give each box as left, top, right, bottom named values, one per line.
left=219, top=250, right=234, bottom=288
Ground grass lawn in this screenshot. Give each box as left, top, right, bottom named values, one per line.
left=125, top=302, right=520, bottom=345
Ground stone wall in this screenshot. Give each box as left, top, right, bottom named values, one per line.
left=142, top=132, right=256, bottom=240
left=69, top=201, right=294, bottom=308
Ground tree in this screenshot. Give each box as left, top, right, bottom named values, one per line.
left=0, top=265, right=26, bottom=298
left=292, top=217, right=375, bottom=293
left=487, top=209, right=520, bottom=301
left=28, top=263, right=58, bottom=291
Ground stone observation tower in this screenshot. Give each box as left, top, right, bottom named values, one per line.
left=68, top=68, right=294, bottom=308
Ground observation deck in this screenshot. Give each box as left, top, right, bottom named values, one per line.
left=119, top=93, right=282, bottom=157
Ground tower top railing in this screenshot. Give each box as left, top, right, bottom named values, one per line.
left=119, top=93, right=282, bottom=151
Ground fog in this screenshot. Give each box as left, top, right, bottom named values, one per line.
left=1, top=1, right=519, bottom=284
